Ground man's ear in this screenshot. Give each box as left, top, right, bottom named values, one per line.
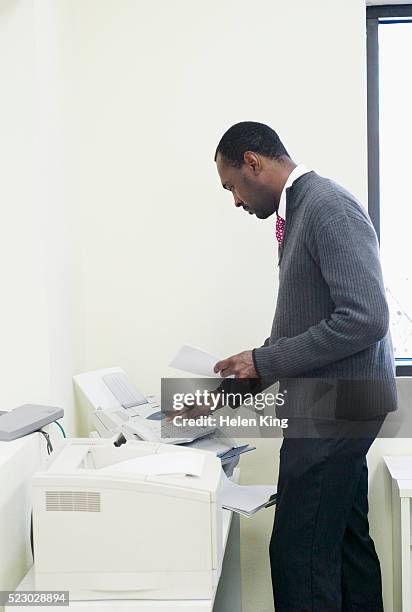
left=243, top=151, right=262, bottom=174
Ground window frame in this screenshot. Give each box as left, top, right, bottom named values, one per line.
left=367, top=4, right=412, bottom=376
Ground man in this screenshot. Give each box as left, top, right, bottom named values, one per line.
left=212, top=122, right=397, bottom=612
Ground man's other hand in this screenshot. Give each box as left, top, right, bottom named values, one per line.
left=214, top=350, right=258, bottom=378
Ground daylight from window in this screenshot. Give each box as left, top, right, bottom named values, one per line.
left=379, top=22, right=412, bottom=358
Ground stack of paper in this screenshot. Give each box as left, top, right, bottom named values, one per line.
left=220, top=472, right=277, bottom=518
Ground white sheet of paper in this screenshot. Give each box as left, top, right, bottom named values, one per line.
left=220, top=471, right=277, bottom=517
left=101, top=452, right=205, bottom=477
left=169, top=344, right=221, bottom=377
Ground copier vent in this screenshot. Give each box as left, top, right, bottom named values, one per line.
left=45, top=491, right=101, bottom=512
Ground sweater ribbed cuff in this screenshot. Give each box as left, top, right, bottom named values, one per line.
left=252, top=348, right=261, bottom=377
left=253, top=345, right=278, bottom=378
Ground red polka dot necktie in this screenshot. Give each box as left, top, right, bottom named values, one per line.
left=276, top=212, right=285, bottom=245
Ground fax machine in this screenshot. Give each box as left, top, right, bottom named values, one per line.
left=73, top=368, right=249, bottom=476
left=73, top=367, right=216, bottom=444
left=32, top=437, right=223, bottom=600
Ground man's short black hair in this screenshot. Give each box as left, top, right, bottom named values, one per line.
left=215, top=121, right=289, bottom=167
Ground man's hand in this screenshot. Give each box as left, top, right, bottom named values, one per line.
left=214, top=350, right=258, bottom=378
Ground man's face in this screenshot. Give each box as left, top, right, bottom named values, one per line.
left=215, top=152, right=277, bottom=219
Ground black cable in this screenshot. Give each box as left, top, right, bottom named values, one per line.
left=38, top=429, right=53, bottom=455
left=32, top=430, right=53, bottom=563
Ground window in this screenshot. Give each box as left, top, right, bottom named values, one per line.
left=367, top=4, right=412, bottom=375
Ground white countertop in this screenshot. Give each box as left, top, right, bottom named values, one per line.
left=384, top=456, right=412, bottom=496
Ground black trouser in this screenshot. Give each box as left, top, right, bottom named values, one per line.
left=270, top=418, right=385, bottom=612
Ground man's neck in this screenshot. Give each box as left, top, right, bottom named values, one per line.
left=273, top=158, right=297, bottom=209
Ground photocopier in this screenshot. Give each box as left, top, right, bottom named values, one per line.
left=32, top=437, right=223, bottom=601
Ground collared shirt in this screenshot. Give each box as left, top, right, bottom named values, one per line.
left=278, top=164, right=311, bottom=220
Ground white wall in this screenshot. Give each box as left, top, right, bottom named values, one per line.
left=0, top=0, right=49, bottom=412
left=0, top=0, right=75, bottom=432
left=60, top=0, right=368, bottom=392
left=32, top=0, right=77, bottom=434
left=0, top=1, right=76, bottom=605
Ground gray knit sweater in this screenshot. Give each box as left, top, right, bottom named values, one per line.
left=252, top=171, right=397, bottom=417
